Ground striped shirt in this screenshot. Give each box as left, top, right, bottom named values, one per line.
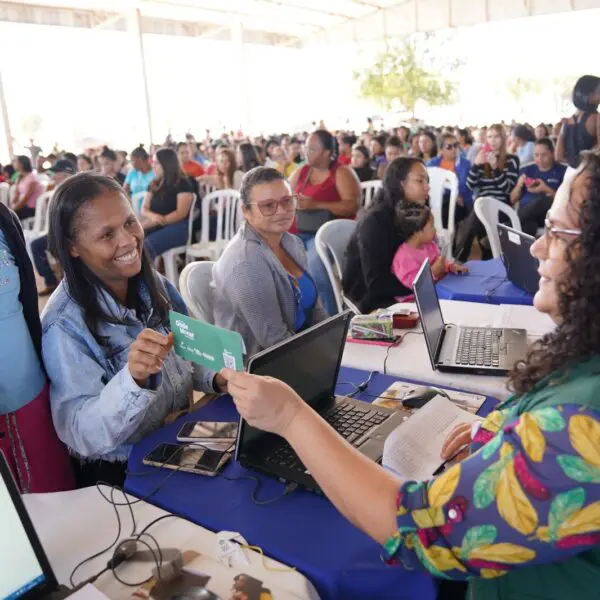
left=466, top=154, right=520, bottom=204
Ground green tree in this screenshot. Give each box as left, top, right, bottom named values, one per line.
left=507, top=77, right=542, bottom=104
left=354, top=39, right=456, bottom=118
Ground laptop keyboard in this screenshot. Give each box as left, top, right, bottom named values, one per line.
left=455, top=327, right=503, bottom=367
left=265, top=402, right=390, bottom=473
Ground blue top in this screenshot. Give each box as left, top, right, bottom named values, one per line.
left=41, top=274, right=217, bottom=462
left=124, top=169, right=155, bottom=195
left=516, top=141, right=535, bottom=165
left=518, top=163, right=567, bottom=207
left=427, top=155, right=474, bottom=209
left=0, top=230, right=45, bottom=413
left=290, top=272, right=317, bottom=332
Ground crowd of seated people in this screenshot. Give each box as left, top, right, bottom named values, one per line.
left=2, top=73, right=600, bottom=600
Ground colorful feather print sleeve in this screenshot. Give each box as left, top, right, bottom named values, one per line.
left=382, top=405, right=600, bottom=580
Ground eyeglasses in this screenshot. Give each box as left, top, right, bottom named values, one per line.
left=249, top=195, right=297, bottom=216
left=444, top=143, right=460, bottom=150
left=543, top=213, right=581, bottom=243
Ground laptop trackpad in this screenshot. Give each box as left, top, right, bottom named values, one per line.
left=357, top=438, right=383, bottom=462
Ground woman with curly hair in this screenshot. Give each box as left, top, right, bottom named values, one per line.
left=219, top=149, right=600, bottom=600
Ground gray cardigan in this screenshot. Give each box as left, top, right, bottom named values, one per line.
left=212, top=222, right=328, bottom=359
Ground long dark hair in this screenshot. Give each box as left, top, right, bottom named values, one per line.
left=373, top=156, right=424, bottom=211
left=418, top=131, right=438, bottom=159
left=238, top=142, right=261, bottom=172
left=47, top=172, right=170, bottom=346
left=509, top=149, right=600, bottom=394
left=151, top=147, right=183, bottom=191
left=313, top=129, right=339, bottom=167
left=572, top=75, right=600, bottom=112
left=15, top=155, right=33, bottom=173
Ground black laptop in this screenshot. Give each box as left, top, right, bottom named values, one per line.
left=0, top=452, right=71, bottom=599
left=234, top=312, right=405, bottom=491
left=497, top=224, right=539, bottom=295
left=413, top=259, right=529, bottom=375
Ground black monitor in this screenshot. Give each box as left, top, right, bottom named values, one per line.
left=235, top=312, right=351, bottom=461
left=413, top=259, right=446, bottom=367
left=0, top=452, right=58, bottom=600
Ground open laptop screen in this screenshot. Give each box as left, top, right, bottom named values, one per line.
left=0, top=453, right=56, bottom=600
left=413, top=259, right=446, bottom=366
left=235, top=312, right=351, bottom=460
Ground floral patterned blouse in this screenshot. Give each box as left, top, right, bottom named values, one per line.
left=383, top=399, right=600, bottom=581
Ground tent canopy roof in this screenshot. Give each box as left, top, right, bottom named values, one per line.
left=0, top=0, right=599, bottom=46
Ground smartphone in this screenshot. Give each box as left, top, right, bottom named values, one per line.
left=525, top=177, right=536, bottom=186
left=177, top=421, right=238, bottom=443
left=482, top=143, right=491, bottom=153
left=143, top=443, right=230, bottom=477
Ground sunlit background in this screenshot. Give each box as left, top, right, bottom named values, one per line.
left=0, top=7, right=598, bottom=162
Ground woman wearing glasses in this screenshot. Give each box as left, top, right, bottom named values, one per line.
left=220, top=151, right=600, bottom=600
left=427, top=133, right=473, bottom=227
left=212, top=167, right=327, bottom=359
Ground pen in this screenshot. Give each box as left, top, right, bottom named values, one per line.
left=432, top=444, right=470, bottom=476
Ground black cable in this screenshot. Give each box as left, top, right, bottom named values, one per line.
left=220, top=473, right=297, bottom=506
left=69, top=485, right=126, bottom=587
left=109, top=536, right=161, bottom=588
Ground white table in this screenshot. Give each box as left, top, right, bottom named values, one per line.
left=24, top=488, right=320, bottom=600
left=342, top=300, right=555, bottom=401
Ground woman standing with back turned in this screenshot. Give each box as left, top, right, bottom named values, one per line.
left=556, top=75, right=600, bottom=168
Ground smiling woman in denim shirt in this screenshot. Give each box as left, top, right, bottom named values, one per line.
left=41, top=173, right=226, bottom=487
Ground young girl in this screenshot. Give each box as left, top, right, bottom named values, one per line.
left=392, top=206, right=466, bottom=301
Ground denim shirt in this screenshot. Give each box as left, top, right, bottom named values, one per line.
left=41, top=274, right=216, bottom=462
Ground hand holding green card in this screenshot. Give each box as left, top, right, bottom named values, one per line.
left=169, top=310, right=244, bottom=372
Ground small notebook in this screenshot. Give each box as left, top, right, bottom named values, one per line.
left=382, top=396, right=480, bottom=481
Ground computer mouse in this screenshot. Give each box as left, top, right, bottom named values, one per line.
left=402, top=386, right=440, bottom=408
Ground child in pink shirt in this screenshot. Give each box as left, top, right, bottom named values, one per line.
left=392, top=206, right=467, bottom=301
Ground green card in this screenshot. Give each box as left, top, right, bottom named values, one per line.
left=169, top=310, right=244, bottom=372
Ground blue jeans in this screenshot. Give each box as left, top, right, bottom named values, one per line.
left=296, top=233, right=337, bottom=316
left=31, top=234, right=57, bottom=287
left=144, top=220, right=188, bottom=259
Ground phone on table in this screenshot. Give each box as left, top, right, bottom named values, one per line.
left=177, top=421, right=238, bottom=445
left=143, top=442, right=230, bottom=477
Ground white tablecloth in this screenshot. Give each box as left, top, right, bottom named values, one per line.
left=342, top=300, right=555, bottom=400
left=24, top=488, right=320, bottom=600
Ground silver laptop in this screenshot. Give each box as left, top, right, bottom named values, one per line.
left=413, top=259, right=529, bottom=375
left=498, top=224, right=539, bottom=296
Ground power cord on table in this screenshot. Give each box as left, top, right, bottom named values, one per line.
left=383, top=330, right=424, bottom=374
left=70, top=447, right=297, bottom=589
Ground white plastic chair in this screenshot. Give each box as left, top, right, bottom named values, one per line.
left=315, top=219, right=357, bottom=313
left=360, top=180, right=381, bottom=210
left=131, top=191, right=146, bottom=215
left=474, top=197, right=522, bottom=259
left=0, top=182, right=9, bottom=207
left=186, top=189, right=241, bottom=262
left=427, top=166, right=459, bottom=259
left=179, top=261, right=215, bottom=323
left=23, top=191, right=54, bottom=257
left=161, top=193, right=200, bottom=286
left=198, top=181, right=216, bottom=199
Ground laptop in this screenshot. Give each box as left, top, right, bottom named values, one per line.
left=0, top=452, right=70, bottom=600
left=413, top=259, right=529, bottom=375
left=497, top=224, right=540, bottom=295
left=234, top=312, right=405, bottom=491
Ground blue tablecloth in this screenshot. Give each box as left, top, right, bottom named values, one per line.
left=436, top=258, right=533, bottom=305
left=125, top=367, right=497, bottom=600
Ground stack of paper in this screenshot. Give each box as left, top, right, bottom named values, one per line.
left=382, top=396, right=480, bottom=481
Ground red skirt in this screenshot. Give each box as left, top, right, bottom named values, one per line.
left=0, top=383, right=75, bottom=493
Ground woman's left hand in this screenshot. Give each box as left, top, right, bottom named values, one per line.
left=219, top=369, right=303, bottom=437
left=297, top=194, right=316, bottom=210
left=487, top=152, right=498, bottom=169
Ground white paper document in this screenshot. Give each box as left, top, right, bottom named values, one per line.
left=382, top=396, right=481, bottom=481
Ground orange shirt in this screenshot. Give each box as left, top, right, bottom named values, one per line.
left=439, top=159, right=456, bottom=173
left=182, top=160, right=205, bottom=178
